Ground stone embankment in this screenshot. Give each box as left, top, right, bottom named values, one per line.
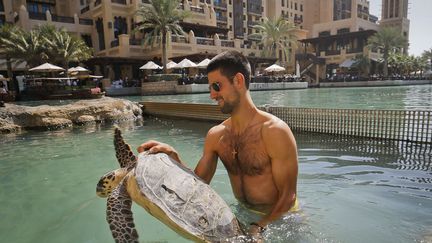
left=0, top=97, right=142, bottom=133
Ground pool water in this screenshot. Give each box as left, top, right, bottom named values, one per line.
left=1, top=118, right=431, bottom=243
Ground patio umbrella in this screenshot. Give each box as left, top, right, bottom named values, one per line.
left=166, top=61, right=178, bottom=69
left=196, top=58, right=211, bottom=68
left=29, top=62, right=65, bottom=72
left=74, top=66, right=89, bottom=72
left=339, top=59, right=355, bottom=68
left=139, top=61, right=162, bottom=70
left=265, top=64, right=286, bottom=72
left=174, top=58, right=197, bottom=68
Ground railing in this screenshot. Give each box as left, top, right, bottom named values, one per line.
left=79, top=18, right=93, bottom=25
left=221, top=40, right=234, bottom=47
left=94, top=0, right=102, bottom=7
left=51, top=14, right=74, bottom=23
left=216, top=16, right=227, bottom=22
left=325, top=49, right=341, bottom=56
left=247, top=20, right=260, bottom=27
left=129, top=38, right=141, bottom=45
left=112, top=0, right=127, bottom=4
left=111, top=39, right=119, bottom=48
left=171, top=35, right=188, bottom=43
left=271, top=107, right=432, bottom=144
left=190, top=6, right=204, bottom=13
left=346, top=47, right=364, bottom=54
left=140, top=102, right=432, bottom=144
left=214, top=2, right=227, bottom=9
left=196, top=37, right=214, bottom=45
left=80, top=5, right=90, bottom=14
left=29, top=12, right=47, bottom=21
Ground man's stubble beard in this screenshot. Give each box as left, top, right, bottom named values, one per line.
left=220, top=90, right=240, bottom=114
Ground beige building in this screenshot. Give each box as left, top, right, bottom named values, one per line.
left=380, top=0, right=409, bottom=53
left=0, top=0, right=410, bottom=82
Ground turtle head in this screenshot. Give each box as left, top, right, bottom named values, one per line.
left=96, top=167, right=129, bottom=197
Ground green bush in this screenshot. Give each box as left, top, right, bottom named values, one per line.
left=147, top=74, right=181, bottom=82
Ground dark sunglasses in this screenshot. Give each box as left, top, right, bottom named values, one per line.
left=209, top=82, right=221, bottom=92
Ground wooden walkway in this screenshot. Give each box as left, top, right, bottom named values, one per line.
left=140, top=102, right=432, bottom=144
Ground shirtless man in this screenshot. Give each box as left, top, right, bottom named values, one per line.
left=138, top=50, right=298, bottom=237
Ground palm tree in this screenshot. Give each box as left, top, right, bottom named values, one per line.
left=250, top=17, right=298, bottom=65
left=368, top=27, right=407, bottom=78
left=0, top=27, right=48, bottom=68
left=422, top=48, right=432, bottom=70
left=44, top=28, right=93, bottom=70
left=0, top=24, right=22, bottom=92
left=134, top=0, right=190, bottom=73
left=352, top=54, right=371, bottom=78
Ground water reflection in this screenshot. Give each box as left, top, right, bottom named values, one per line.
left=296, top=132, right=431, bottom=172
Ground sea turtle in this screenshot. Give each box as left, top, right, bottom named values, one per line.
left=96, top=128, right=244, bottom=242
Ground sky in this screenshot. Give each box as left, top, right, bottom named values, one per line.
left=368, top=0, right=431, bottom=56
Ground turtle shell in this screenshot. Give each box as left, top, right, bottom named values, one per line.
left=134, top=152, right=243, bottom=242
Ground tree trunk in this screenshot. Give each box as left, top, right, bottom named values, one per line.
left=6, top=56, right=18, bottom=93
left=162, top=30, right=167, bottom=74
left=383, top=49, right=389, bottom=78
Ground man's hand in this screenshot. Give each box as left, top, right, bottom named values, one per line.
left=137, top=140, right=182, bottom=164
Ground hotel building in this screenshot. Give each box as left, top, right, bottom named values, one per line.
left=0, top=0, right=409, bottom=83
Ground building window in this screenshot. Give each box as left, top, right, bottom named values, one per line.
left=295, top=2, right=297, bottom=10
left=27, top=3, right=38, bottom=13
left=319, top=31, right=331, bottom=37
left=41, top=4, right=51, bottom=13
left=282, top=0, right=284, bottom=7
left=337, top=28, right=350, bottom=34
left=0, top=0, right=4, bottom=12
left=300, top=4, right=303, bottom=12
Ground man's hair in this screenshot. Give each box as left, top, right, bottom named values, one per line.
left=207, top=50, right=251, bottom=89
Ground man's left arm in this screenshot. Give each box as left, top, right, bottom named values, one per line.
left=254, top=120, right=298, bottom=230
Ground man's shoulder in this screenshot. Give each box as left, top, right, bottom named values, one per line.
left=207, top=120, right=229, bottom=137
left=259, top=111, right=288, bottom=130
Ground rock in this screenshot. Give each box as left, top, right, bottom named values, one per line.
left=75, top=115, right=96, bottom=125
left=0, top=97, right=142, bottom=133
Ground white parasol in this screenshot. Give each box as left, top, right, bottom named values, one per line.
left=196, top=58, right=211, bottom=68
left=174, top=58, right=197, bottom=68
left=139, top=61, right=162, bottom=70
left=29, top=62, right=65, bottom=72
left=264, top=64, right=286, bottom=72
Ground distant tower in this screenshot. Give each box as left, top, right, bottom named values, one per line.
left=380, top=0, right=410, bottom=53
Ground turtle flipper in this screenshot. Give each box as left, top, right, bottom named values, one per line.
left=114, top=128, right=137, bottom=168
left=107, top=176, right=139, bottom=243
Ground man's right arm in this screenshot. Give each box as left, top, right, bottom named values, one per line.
left=194, top=126, right=221, bottom=184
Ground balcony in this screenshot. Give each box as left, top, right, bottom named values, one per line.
left=52, top=14, right=74, bottom=24
left=79, top=18, right=93, bottom=25
left=112, top=0, right=127, bottom=4
left=129, top=39, right=141, bottom=45
left=214, top=2, right=227, bottom=9
left=80, top=5, right=90, bottom=14
left=94, top=0, right=102, bottom=7
left=172, top=35, right=188, bottom=43
left=216, top=16, right=227, bottom=22
left=325, top=50, right=341, bottom=56
left=196, top=37, right=214, bottom=46
left=221, top=40, right=234, bottom=47
left=29, top=12, right=47, bottom=21
left=190, top=6, right=204, bottom=14
left=111, top=39, right=119, bottom=48
left=346, top=47, right=364, bottom=54
left=247, top=20, right=260, bottom=27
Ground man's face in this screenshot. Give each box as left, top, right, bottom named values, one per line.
left=208, top=70, right=240, bottom=114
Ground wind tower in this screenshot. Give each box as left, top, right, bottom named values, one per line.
left=380, top=0, right=410, bottom=53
